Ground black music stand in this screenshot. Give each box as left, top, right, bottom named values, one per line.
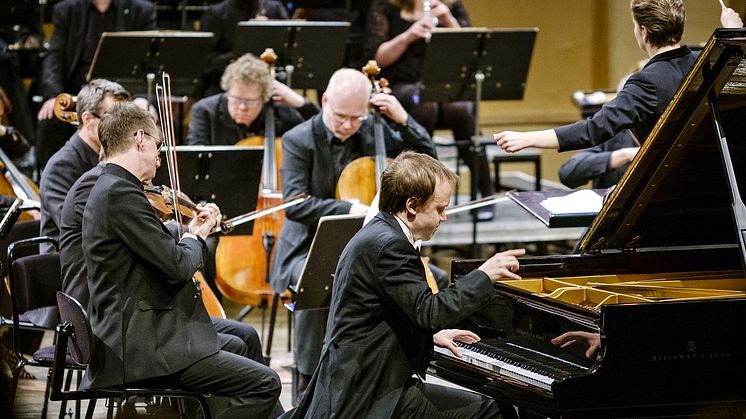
left=291, top=213, right=365, bottom=311
left=233, top=21, right=350, bottom=90
left=87, top=31, right=213, bottom=98
left=420, top=27, right=537, bottom=254
left=151, top=145, right=263, bottom=235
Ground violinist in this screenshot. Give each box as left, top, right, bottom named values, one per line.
left=271, top=68, right=434, bottom=397
left=187, top=52, right=317, bottom=147
left=81, top=103, right=283, bottom=418
left=57, top=111, right=284, bottom=415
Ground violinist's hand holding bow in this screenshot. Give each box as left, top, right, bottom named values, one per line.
left=370, top=93, right=408, bottom=125
left=189, top=203, right=221, bottom=239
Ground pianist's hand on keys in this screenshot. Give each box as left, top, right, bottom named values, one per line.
left=433, top=329, right=480, bottom=358
left=478, top=249, right=525, bottom=281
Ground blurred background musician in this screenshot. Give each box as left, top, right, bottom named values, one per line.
left=558, top=130, right=638, bottom=190
left=188, top=52, right=316, bottom=147
left=270, top=68, right=435, bottom=398
left=0, top=87, right=34, bottom=179
left=30, top=79, right=130, bottom=330
left=200, top=0, right=290, bottom=97
left=366, top=0, right=495, bottom=208
left=36, top=0, right=155, bottom=171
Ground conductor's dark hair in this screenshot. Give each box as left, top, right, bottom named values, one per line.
left=380, top=151, right=458, bottom=214
left=631, top=0, right=685, bottom=47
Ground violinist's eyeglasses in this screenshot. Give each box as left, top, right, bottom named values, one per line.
left=227, top=95, right=261, bottom=108
left=136, top=129, right=163, bottom=152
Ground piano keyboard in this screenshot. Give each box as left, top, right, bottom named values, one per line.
left=433, top=339, right=587, bottom=391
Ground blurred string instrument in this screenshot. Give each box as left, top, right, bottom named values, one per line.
left=155, top=73, right=226, bottom=319
left=335, top=60, right=392, bottom=205
left=215, top=48, right=289, bottom=312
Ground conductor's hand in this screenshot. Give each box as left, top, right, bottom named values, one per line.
left=37, top=98, right=56, bottom=120
left=271, top=80, right=306, bottom=109
left=405, top=16, right=436, bottom=43
left=370, top=93, right=408, bottom=125
left=494, top=130, right=560, bottom=153
left=551, top=331, right=601, bottom=359
left=433, top=329, right=480, bottom=358
left=478, top=248, right=525, bottom=281
left=189, top=203, right=221, bottom=239
left=721, top=7, right=743, bottom=28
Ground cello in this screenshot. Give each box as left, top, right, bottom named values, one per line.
left=214, top=48, right=287, bottom=310
left=335, top=60, right=392, bottom=205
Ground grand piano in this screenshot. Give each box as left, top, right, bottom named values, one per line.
left=430, top=29, right=746, bottom=417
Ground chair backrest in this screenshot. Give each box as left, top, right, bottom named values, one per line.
left=0, top=218, right=40, bottom=278
left=9, top=249, right=61, bottom=314
left=55, top=292, right=93, bottom=365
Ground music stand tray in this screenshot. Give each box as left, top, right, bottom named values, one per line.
left=420, top=27, right=537, bottom=102
left=507, top=190, right=605, bottom=228
left=292, top=213, right=365, bottom=311
left=151, top=145, right=263, bottom=235
left=87, top=31, right=213, bottom=96
left=233, top=21, right=350, bottom=90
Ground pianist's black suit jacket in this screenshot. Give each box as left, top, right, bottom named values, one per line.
left=555, top=46, right=698, bottom=152
left=81, top=164, right=218, bottom=389
left=289, top=211, right=496, bottom=418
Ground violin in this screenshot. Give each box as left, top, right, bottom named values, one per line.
left=53, top=93, right=79, bottom=125
left=335, top=60, right=393, bottom=205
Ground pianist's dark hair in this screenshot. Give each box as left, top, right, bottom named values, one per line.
left=630, top=0, right=685, bottom=47
left=379, top=151, right=458, bottom=215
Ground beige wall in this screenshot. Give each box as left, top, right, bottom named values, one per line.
left=461, top=0, right=742, bottom=182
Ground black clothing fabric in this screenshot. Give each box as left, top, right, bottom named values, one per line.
left=40, top=0, right=155, bottom=99
left=287, top=211, right=498, bottom=418
left=187, top=93, right=311, bottom=145
left=199, top=0, right=289, bottom=97
left=75, top=2, right=117, bottom=91
left=365, top=0, right=493, bottom=198
left=40, top=133, right=98, bottom=254
left=555, top=46, right=698, bottom=152
left=559, top=130, right=637, bottom=189
left=270, top=111, right=434, bottom=376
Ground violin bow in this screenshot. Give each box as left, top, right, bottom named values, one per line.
left=155, top=73, right=184, bottom=238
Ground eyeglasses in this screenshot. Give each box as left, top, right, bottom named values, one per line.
left=227, top=95, right=262, bottom=108
left=136, top=129, right=163, bottom=152
left=327, top=101, right=368, bottom=124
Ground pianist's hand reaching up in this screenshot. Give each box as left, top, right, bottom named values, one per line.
left=551, top=331, right=601, bottom=359
left=478, top=248, right=525, bottom=281
left=434, top=329, right=480, bottom=358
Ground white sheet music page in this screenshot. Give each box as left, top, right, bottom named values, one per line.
left=540, top=189, right=603, bottom=215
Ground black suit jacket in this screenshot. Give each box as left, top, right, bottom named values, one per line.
left=59, top=163, right=103, bottom=309
left=291, top=211, right=496, bottom=418
left=40, top=133, right=99, bottom=253
left=82, top=163, right=218, bottom=389
left=40, top=0, right=155, bottom=98
left=555, top=46, right=698, bottom=152
left=558, top=130, right=637, bottom=189
left=270, top=113, right=435, bottom=293
left=187, top=93, right=307, bottom=145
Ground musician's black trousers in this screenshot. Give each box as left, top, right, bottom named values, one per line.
left=134, top=334, right=283, bottom=419
left=393, top=377, right=502, bottom=419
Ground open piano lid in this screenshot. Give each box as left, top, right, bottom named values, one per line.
left=578, top=29, right=746, bottom=272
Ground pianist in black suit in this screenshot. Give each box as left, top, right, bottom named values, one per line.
left=495, top=0, right=697, bottom=153
left=285, top=151, right=525, bottom=419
